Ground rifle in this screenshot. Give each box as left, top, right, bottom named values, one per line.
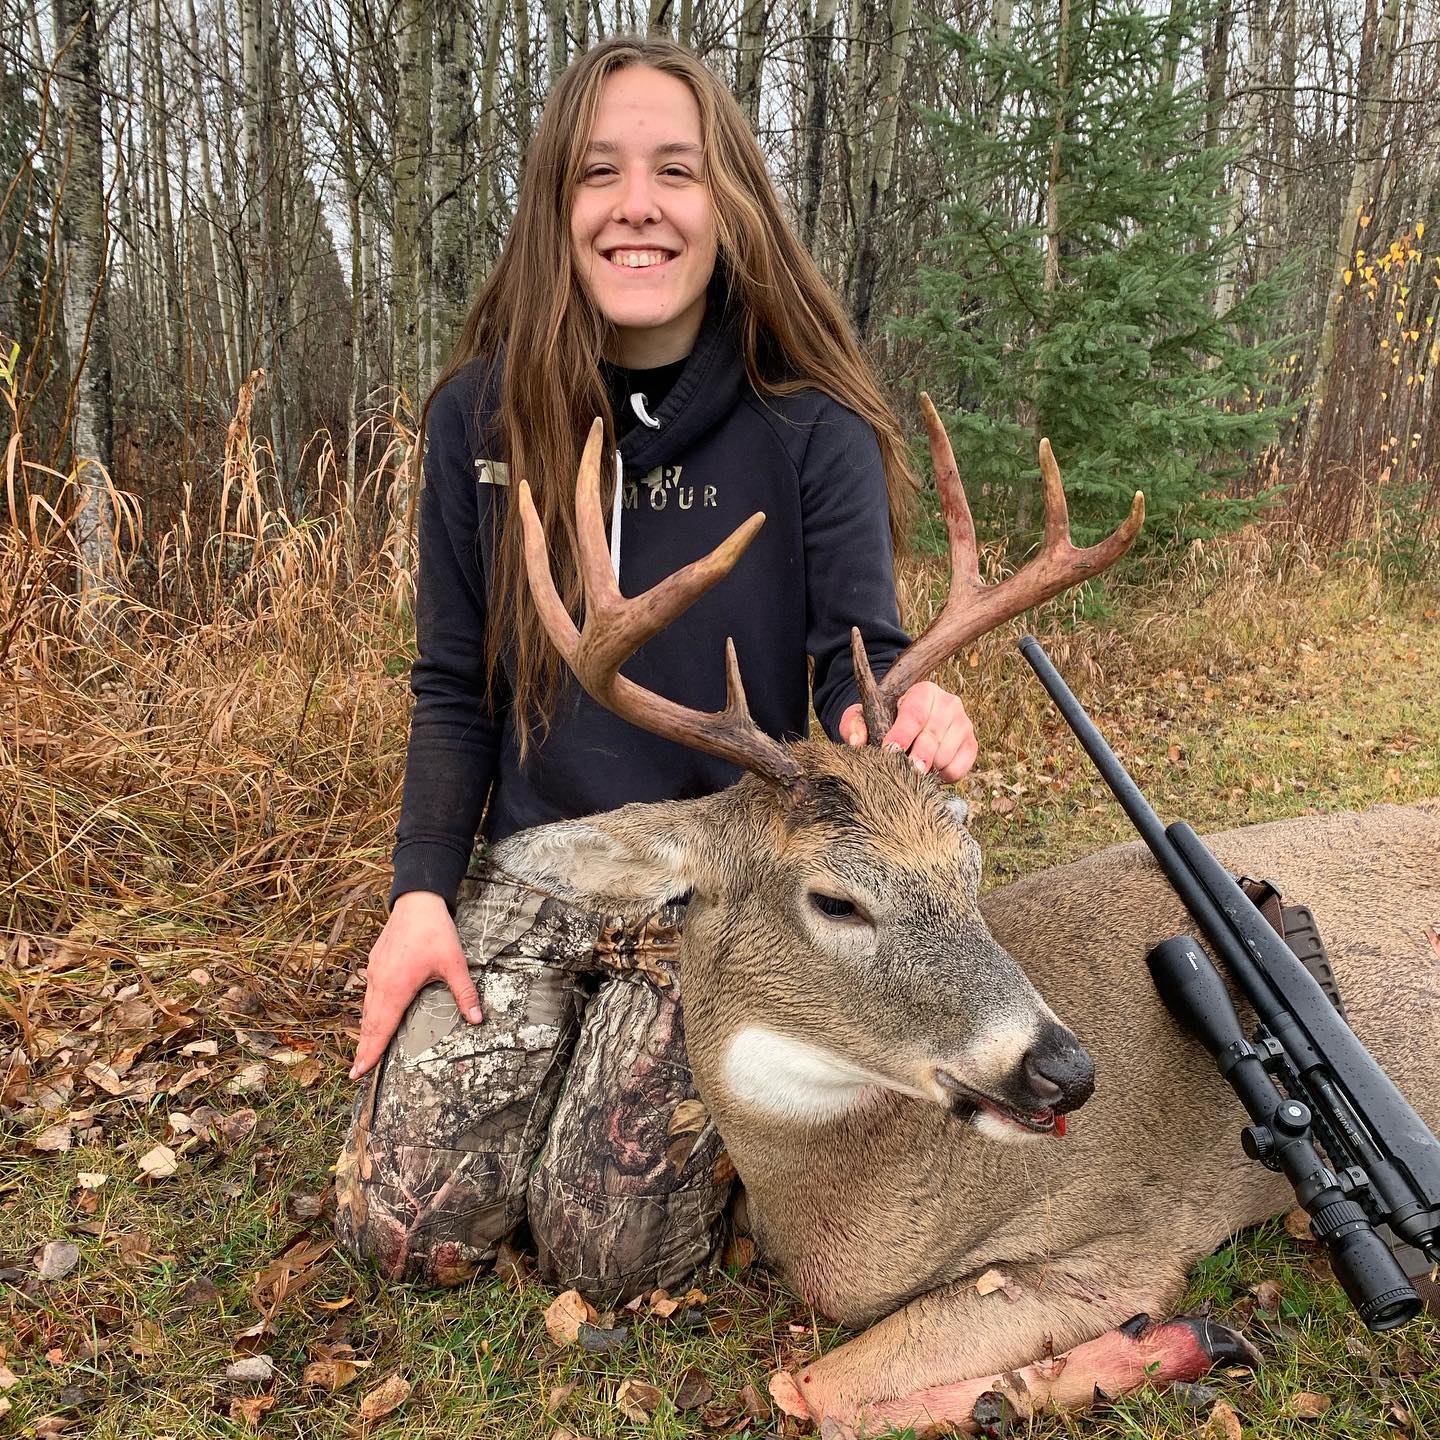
left=1019, top=635, right=1440, bottom=1331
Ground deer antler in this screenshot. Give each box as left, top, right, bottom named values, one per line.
left=517, top=417, right=805, bottom=789
left=852, top=395, right=1145, bottom=735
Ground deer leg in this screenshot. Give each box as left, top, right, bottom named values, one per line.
left=772, top=1248, right=1251, bottom=1434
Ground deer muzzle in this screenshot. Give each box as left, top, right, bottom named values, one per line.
left=933, top=1021, right=1095, bottom=1136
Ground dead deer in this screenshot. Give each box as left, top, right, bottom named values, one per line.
left=466, top=403, right=1440, bottom=1434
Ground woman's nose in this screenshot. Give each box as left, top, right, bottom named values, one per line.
left=612, top=168, right=661, bottom=226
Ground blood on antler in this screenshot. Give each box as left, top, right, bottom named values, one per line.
left=518, top=403, right=1143, bottom=789
left=850, top=394, right=1145, bottom=740
left=516, top=417, right=805, bottom=789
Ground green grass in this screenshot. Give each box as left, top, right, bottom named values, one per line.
left=4, top=581, right=1439, bottom=1438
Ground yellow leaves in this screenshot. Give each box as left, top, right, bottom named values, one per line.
left=1418, top=220, right=1426, bottom=240
left=1343, top=268, right=1354, bottom=286
left=1360, top=213, right=1372, bottom=228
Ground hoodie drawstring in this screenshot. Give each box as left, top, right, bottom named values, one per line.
left=611, top=393, right=662, bottom=582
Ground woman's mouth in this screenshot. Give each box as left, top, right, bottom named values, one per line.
left=603, top=248, right=676, bottom=269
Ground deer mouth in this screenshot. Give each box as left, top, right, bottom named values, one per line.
left=934, top=1070, right=1067, bottom=1137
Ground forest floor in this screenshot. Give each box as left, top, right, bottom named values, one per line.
left=3, top=531, right=1440, bottom=1439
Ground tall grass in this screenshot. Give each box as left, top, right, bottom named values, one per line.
left=2, top=376, right=1430, bottom=991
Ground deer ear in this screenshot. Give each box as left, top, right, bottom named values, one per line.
left=487, top=804, right=713, bottom=915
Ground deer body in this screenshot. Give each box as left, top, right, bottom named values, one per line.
left=501, top=402, right=1438, bottom=1428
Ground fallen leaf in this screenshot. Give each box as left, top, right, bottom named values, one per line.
left=1288, top=1392, right=1332, bottom=1419
left=359, top=1373, right=412, bottom=1420
left=649, top=1288, right=680, bottom=1318
left=175, top=1275, right=221, bottom=1309
left=1252, top=1278, right=1283, bottom=1313
left=252, top=1236, right=335, bottom=1323
left=36, top=1241, right=80, bottom=1281
left=304, top=1358, right=360, bottom=1391
left=75, top=1172, right=109, bottom=1190
left=674, top=1368, right=714, bottom=1411
left=1283, top=1207, right=1314, bottom=1242
left=1205, top=1399, right=1242, bottom=1440
left=544, top=1289, right=598, bottom=1346
left=0, top=1362, right=19, bottom=1389
left=181, top=1039, right=219, bottom=1057
left=291, top=1057, right=324, bottom=1088
left=973, top=1267, right=1008, bottom=1301
left=546, top=1381, right=577, bottom=1413
left=615, top=1378, right=663, bottom=1423
left=576, top=1323, right=628, bottom=1353
left=739, top=1382, right=769, bottom=1419
left=31, top=1123, right=73, bottom=1153
left=228, top=1395, right=275, bottom=1429
left=212, top=1108, right=259, bottom=1148
left=224, top=1062, right=269, bottom=1096
left=130, top=1319, right=164, bottom=1356
left=137, top=1144, right=178, bottom=1180
left=117, top=1232, right=155, bottom=1268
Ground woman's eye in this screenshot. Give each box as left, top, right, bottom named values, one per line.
left=810, top=893, right=857, bottom=920
left=583, top=165, right=616, bottom=181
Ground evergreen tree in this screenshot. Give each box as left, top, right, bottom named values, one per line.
left=902, top=1, right=1290, bottom=544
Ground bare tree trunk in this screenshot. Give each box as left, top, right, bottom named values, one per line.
left=800, top=0, right=838, bottom=252
left=548, top=0, right=569, bottom=81
left=433, top=0, right=473, bottom=371
left=393, top=0, right=430, bottom=410
left=1306, top=0, right=1403, bottom=451
left=512, top=0, right=534, bottom=158
left=149, top=0, right=181, bottom=373
left=474, top=0, right=507, bottom=248
left=735, top=0, right=768, bottom=129
left=54, top=0, right=115, bottom=592
left=848, top=0, right=913, bottom=339
left=187, top=0, right=241, bottom=400
left=647, top=0, right=673, bottom=34
left=677, top=0, right=694, bottom=46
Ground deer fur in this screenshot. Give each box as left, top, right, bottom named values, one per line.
left=487, top=745, right=1440, bottom=1431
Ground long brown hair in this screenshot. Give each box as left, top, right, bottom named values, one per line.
left=428, top=35, right=916, bottom=752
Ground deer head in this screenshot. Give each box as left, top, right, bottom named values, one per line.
left=512, top=399, right=1143, bottom=1147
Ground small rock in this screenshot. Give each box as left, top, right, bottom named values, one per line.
left=37, top=1242, right=80, bottom=1282
left=225, top=1355, right=276, bottom=1385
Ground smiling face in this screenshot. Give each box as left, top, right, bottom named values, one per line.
left=570, top=65, right=719, bottom=368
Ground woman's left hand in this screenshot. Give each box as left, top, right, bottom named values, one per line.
left=839, top=681, right=978, bottom=782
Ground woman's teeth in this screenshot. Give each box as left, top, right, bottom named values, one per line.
left=608, top=251, right=669, bottom=268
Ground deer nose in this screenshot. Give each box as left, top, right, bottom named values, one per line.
left=1022, top=1025, right=1095, bottom=1112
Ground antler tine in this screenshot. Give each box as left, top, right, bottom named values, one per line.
left=517, top=418, right=805, bottom=789
left=871, top=411, right=1144, bottom=718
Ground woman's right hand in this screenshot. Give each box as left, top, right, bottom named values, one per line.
left=349, top=891, right=483, bottom=1080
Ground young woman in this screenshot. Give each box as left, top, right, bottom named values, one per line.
left=337, top=34, right=977, bottom=1293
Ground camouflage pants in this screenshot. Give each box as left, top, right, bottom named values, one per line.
left=333, top=863, right=734, bottom=1300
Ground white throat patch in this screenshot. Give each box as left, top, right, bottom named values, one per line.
left=722, top=1026, right=911, bottom=1124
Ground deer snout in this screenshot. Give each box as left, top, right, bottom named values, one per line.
left=1021, top=1025, right=1095, bottom=1113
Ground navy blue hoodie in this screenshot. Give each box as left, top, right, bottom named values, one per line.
left=391, top=303, right=909, bottom=908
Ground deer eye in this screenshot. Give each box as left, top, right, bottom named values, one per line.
left=809, top=892, right=858, bottom=920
